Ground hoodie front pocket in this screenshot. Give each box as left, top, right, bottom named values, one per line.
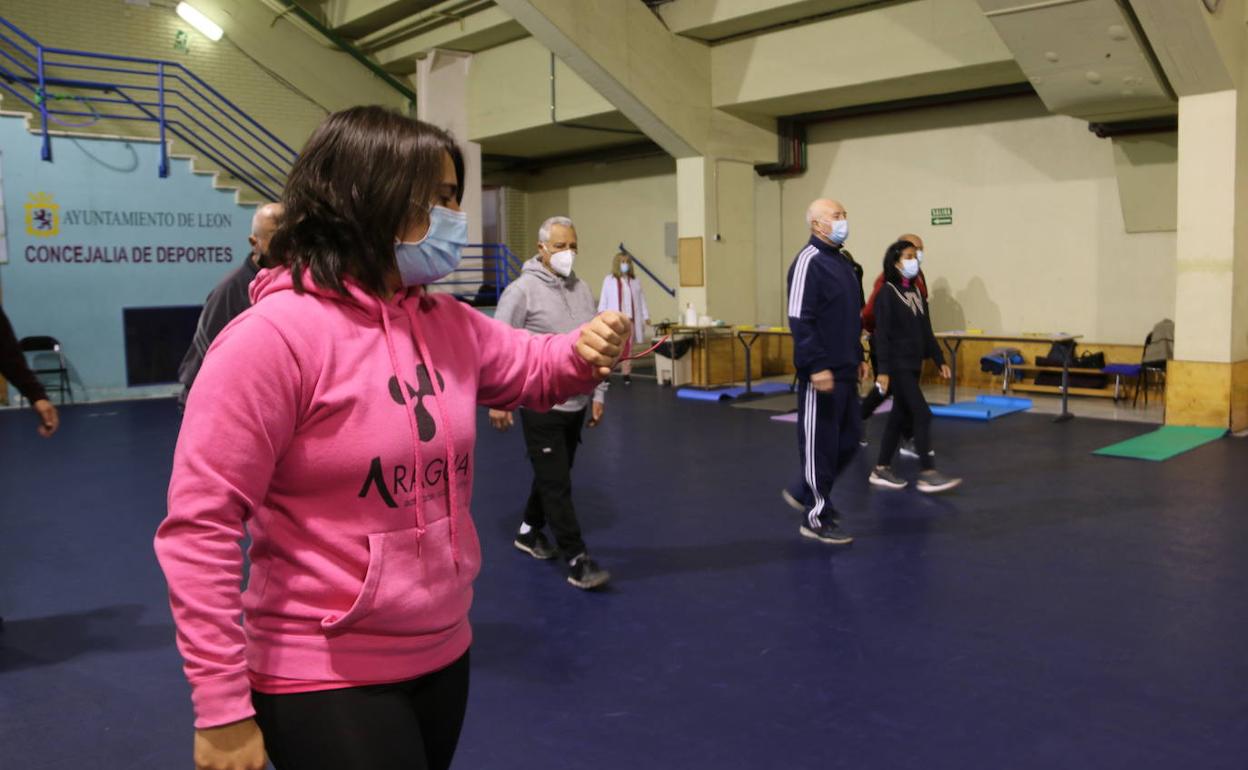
left=320, top=520, right=475, bottom=636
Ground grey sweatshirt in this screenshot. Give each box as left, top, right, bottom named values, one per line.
left=494, top=256, right=607, bottom=412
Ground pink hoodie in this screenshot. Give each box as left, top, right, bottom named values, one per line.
left=154, top=268, right=601, bottom=729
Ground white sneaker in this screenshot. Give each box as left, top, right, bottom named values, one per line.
left=869, top=467, right=908, bottom=490
left=781, top=489, right=806, bottom=512
left=916, top=471, right=962, bottom=494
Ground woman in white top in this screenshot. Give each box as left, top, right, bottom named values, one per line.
left=598, top=251, right=650, bottom=383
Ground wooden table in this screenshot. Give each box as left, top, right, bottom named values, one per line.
left=657, top=324, right=742, bottom=389
left=935, top=332, right=1082, bottom=422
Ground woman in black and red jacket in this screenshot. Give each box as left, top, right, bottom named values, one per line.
left=0, top=305, right=59, bottom=438
left=866, top=240, right=961, bottom=494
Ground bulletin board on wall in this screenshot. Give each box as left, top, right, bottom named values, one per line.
left=679, top=236, right=703, bottom=287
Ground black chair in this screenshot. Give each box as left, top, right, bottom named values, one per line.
left=19, top=335, right=74, bottom=404
left=1138, top=331, right=1167, bottom=408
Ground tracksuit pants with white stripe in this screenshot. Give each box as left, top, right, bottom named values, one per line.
left=786, top=377, right=862, bottom=527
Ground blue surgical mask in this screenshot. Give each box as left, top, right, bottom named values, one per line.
left=900, top=258, right=920, bottom=279
left=395, top=206, right=468, bottom=286
left=620, top=263, right=631, bottom=274
left=824, top=218, right=849, bottom=244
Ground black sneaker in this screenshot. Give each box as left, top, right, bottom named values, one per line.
left=623, top=375, right=632, bottom=385
left=567, top=556, right=611, bottom=590
left=917, top=470, right=962, bottom=494
left=869, top=466, right=908, bottom=490
left=513, top=529, right=557, bottom=560
left=799, top=517, right=854, bottom=545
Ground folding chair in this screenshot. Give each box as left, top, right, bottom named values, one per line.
left=19, top=335, right=74, bottom=404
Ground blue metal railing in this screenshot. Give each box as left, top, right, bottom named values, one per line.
left=0, top=14, right=296, bottom=201
left=618, top=242, right=677, bottom=297
left=434, top=243, right=525, bottom=303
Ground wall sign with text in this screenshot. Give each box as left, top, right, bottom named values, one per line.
left=20, top=191, right=238, bottom=265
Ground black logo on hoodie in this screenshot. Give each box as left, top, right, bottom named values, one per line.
left=388, top=364, right=445, bottom=442
left=358, top=364, right=466, bottom=508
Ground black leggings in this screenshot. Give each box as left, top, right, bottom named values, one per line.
left=877, top=370, right=934, bottom=471
left=252, top=652, right=470, bottom=770
left=862, top=342, right=913, bottom=439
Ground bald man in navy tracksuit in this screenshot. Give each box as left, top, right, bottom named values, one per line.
left=781, top=199, right=868, bottom=545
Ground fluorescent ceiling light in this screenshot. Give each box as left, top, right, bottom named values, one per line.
left=176, top=2, right=223, bottom=42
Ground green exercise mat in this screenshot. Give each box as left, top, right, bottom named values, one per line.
left=1093, top=426, right=1226, bottom=462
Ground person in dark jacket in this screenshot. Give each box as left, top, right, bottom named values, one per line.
left=867, top=240, right=961, bottom=494
left=780, top=198, right=869, bottom=545
left=0, top=304, right=59, bottom=438
left=1, top=303, right=60, bottom=631
left=177, top=202, right=282, bottom=408
left=861, top=232, right=929, bottom=453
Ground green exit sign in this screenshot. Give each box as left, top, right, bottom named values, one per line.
left=931, top=207, right=953, bottom=226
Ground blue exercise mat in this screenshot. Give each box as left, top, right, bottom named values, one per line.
left=678, top=381, right=794, bottom=402
left=746, top=381, right=795, bottom=395
left=676, top=388, right=734, bottom=402
left=723, top=381, right=794, bottom=399
left=931, top=395, right=1032, bottom=421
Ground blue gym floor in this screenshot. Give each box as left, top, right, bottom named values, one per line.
left=1, top=382, right=1245, bottom=769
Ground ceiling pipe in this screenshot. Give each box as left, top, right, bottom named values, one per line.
left=1088, top=115, right=1177, bottom=138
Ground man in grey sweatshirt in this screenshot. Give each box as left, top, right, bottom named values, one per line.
left=490, top=216, right=612, bottom=590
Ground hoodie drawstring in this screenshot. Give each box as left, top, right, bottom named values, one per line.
left=380, top=300, right=426, bottom=547
left=409, top=300, right=462, bottom=572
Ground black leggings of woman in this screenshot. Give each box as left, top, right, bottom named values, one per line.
left=877, top=370, right=934, bottom=471
left=252, top=651, right=470, bottom=770
left=862, top=343, right=914, bottom=439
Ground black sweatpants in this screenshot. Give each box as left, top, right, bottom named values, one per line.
left=251, top=651, right=470, bottom=770
left=786, top=378, right=861, bottom=527
left=520, top=407, right=588, bottom=559
left=877, top=369, right=934, bottom=471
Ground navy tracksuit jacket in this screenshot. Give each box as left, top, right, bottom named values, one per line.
left=786, top=236, right=864, bottom=525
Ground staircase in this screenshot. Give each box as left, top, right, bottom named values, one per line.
left=0, top=14, right=295, bottom=205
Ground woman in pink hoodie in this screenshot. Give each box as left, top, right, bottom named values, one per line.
left=155, top=107, right=630, bottom=770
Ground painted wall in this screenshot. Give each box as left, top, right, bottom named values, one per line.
left=0, top=114, right=254, bottom=402
left=501, top=154, right=680, bottom=323
left=486, top=99, right=1176, bottom=346
left=0, top=0, right=401, bottom=152
left=755, top=95, right=1177, bottom=344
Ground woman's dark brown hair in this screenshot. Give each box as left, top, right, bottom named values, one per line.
left=269, top=106, right=458, bottom=297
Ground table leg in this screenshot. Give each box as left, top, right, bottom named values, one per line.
left=943, top=339, right=961, bottom=405
left=1055, top=355, right=1074, bottom=423
left=736, top=332, right=760, bottom=397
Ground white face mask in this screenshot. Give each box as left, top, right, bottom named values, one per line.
left=916, top=249, right=925, bottom=264
left=900, top=257, right=920, bottom=280
left=548, top=248, right=575, bottom=277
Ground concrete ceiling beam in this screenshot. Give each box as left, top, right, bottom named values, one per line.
left=495, top=0, right=776, bottom=161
